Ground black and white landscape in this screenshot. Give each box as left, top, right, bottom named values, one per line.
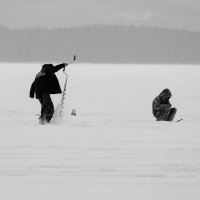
left=1, top=0, right=200, bottom=199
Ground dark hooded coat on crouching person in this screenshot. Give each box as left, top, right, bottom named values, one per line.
left=152, top=88, right=177, bottom=121
left=29, top=63, right=67, bottom=124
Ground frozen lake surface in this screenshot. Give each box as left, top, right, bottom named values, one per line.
left=0, top=63, right=200, bottom=199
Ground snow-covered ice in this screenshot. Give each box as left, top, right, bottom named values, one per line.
left=0, top=63, right=200, bottom=200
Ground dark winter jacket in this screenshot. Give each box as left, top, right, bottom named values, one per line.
left=30, top=63, right=66, bottom=99
left=152, top=89, right=172, bottom=118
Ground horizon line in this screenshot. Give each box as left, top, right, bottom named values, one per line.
left=0, top=23, right=199, bottom=33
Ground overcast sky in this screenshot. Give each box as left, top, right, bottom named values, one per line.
left=1, top=0, right=200, bottom=31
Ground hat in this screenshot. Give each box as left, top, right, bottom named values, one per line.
left=42, top=63, right=54, bottom=69
left=41, top=64, right=54, bottom=72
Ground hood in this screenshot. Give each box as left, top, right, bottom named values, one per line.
left=159, top=88, right=172, bottom=99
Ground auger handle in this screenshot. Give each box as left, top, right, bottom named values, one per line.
left=63, top=55, right=76, bottom=72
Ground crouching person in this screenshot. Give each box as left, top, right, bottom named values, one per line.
left=152, top=88, right=177, bottom=121
left=29, top=63, right=67, bottom=124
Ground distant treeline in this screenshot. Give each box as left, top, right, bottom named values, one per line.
left=0, top=25, right=200, bottom=63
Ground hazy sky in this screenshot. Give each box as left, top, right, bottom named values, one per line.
left=1, top=0, right=200, bottom=31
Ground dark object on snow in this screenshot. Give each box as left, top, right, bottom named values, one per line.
left=176, top=119, right=183, bottom=122
left=29, top=63, right=67, bottom=123
left=152, top=88, right=177, bottom=121
left=71, top=109, right=76, bottom=116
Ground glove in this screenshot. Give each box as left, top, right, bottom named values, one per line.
left=162, top=104, right=171, bottom=109
left=63, top=63, right=68, bottom=71
left=63, top=63, right=68, bottom=67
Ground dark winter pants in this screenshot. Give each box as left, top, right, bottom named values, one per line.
left=38, top=93, right=54, bottom=123
left=155, top=108, right=177, bottom=121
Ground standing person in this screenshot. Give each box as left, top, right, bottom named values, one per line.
left=29, top=63, right=67, bottom=124
left=152, top=88, right=177, bottom=121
